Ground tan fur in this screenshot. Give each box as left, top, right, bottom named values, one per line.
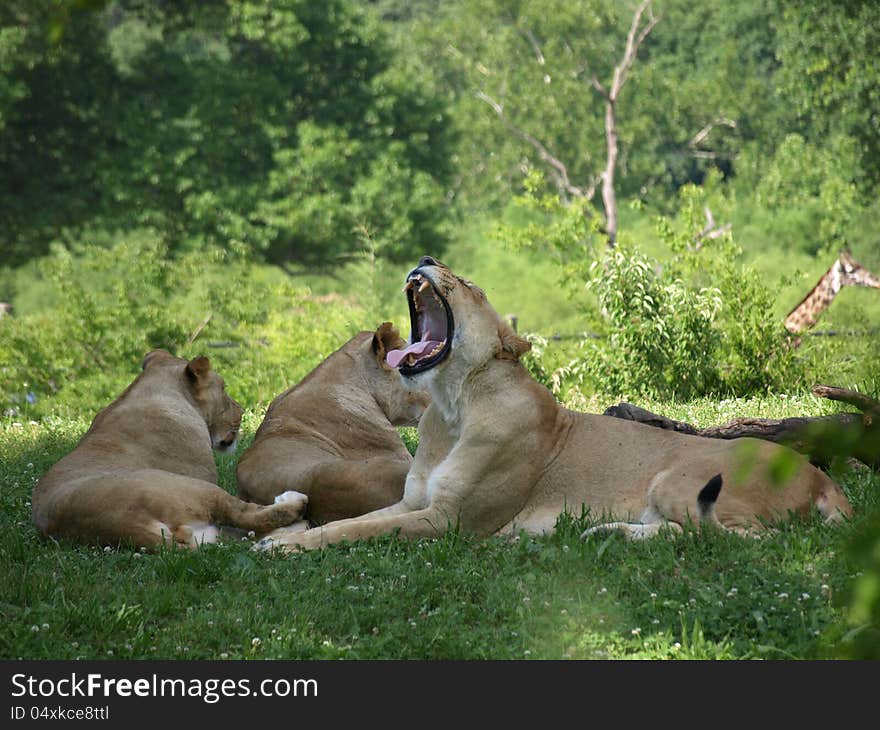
left=32, top=350, right=306, bottom=550
left=236, top=324, right=430, bottom=524
left=260, top=261, right=852, bottom=552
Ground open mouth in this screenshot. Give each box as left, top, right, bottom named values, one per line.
left=386, top=271, right=454, bottom=375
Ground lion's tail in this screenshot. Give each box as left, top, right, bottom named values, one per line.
left=696, top=474, right=723, bottom=523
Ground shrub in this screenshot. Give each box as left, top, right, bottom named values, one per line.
left=498, top=175, right=801, bottom=399
left=0, top=234, right=368, bottom=418
left=583, top=245, right=724, bottom=399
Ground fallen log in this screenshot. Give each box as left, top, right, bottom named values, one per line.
left=603, top=385, right=879, bottom=469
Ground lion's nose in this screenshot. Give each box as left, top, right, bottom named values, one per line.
left=418, top=255, right=438, bottom=267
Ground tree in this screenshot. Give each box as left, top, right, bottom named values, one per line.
left=410, top=0, right=786, bottom=230
left=588, top=0, right=658, bottom=244
left=775, top=0, right=880, bottom=193
left=0, top=0, right=454, bottom=271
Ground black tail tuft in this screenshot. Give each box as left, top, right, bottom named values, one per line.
left=697, top=474, right=723, bottom=510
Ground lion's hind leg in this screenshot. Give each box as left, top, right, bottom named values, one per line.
left=142, top=488, right=310, bottom=550
left=211, top=489, right=308, bottom=533
left=580, top=472, right=733, bottom=542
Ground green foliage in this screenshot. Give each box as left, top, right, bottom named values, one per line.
left=0, top=238, right=370, bottom=417
left=776, top=0, right=880, bottom=192
left=404, top=0, right=801, bottom=212
left=501, top=177, right=800, bottom=399
left=626, top=0, right=786, bottom=198
left=0, top=0, right=452, bottom=271
left=740, top=134, right=862, bottom=255
left=838, top=505, right=880, bottom=658
left=584, top=245, right=724, bottom=398
left=498, top=170, right=605, bottom=285
left=407, top=0, right=618, bottom=208
left=1, top=232, right=189, bottom=414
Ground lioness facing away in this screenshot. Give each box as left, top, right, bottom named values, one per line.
left=259, top=256, right=851, bottom=552
left=237, top=323, right=430, bottom=524
left=32, top=350, right=307, bottom=550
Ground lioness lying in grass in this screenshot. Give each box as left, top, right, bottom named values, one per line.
left=32, top=350, right=307, bottom=550
left=237, top=323, right=430, bottom=524
left=259, top=256, right=852, bottom=551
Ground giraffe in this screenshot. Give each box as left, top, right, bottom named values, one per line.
left=784, top=250, right=880, bottom=334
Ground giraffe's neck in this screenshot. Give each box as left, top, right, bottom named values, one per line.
left=784, top=252, right=880, bottom=334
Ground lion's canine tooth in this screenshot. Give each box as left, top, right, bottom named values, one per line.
left=418, top=280, right=431, bottom=293
left=402, top=281, right=414, bottom=293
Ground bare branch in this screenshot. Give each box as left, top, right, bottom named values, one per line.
left=475, top=90, right=587, bottom=199
left=594, top=0, right=659, bottom=246
left=590, top=75, right=609, bottom=100
left=688, top=117, right=737, bottom=150
left=690, top=206, right=732, bottom=251
left=604, top=400, right=877, bottom=468
left=813, top=384, right=880, bottom=414
left=187, top=312, right=214, bottom=345
left=520, top=28, right=545, bottom=66
left=610, top=0, right=659, bottom=101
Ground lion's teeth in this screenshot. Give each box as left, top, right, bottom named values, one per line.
left=418, top=280, right=430, bottom=293
left=402, top=281, right=413, bottom=293
left=429, top=344, right=442, bottom=357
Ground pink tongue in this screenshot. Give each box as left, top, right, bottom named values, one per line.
left=386, top=340, right=443, bottom=368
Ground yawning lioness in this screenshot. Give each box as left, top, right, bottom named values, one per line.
left=259, top=256, right=851, bottom=551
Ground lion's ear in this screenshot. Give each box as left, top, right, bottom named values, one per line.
left=372, top=322, right=405, bottom=367
left=496, top=322, right=531, bottom=361
left=185, top=355, right=212, bottom=385
left=142, top=349, right=172, bottom=370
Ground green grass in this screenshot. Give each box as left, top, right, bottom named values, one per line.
left=2, top=396, right=877, bottom=661
left=3, top=223, right=878, bottom=660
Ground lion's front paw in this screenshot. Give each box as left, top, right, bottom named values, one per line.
left=254, top=534, right=301, bottom=553
left=254, top=522, right=316, bottom=553
left=582, top=520, right=683, bottom=541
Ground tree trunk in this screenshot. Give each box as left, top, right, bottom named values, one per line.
left=603, top=386, right=880, bottom=469
left=601, top=98, right=619, bottom=246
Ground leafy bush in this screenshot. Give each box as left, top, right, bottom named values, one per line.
left=0, top=235, right=370, bottom=417
left=499, top=175, right=801, bottom=399
left=584, top=245, right=723, bottom=398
